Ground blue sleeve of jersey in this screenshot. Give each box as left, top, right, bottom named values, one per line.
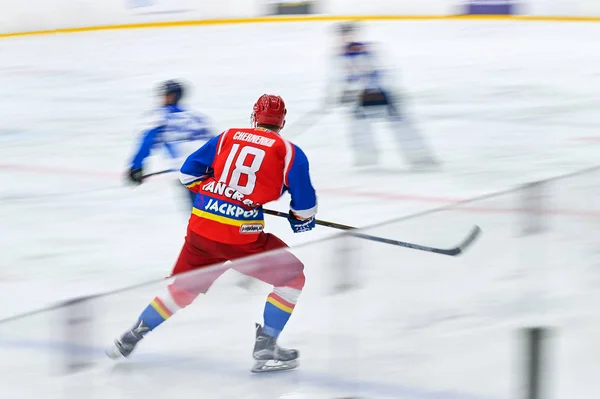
left=130, top=126, right=163, bottom=169
left=179, top=134, right=220, bottom=188
left=286, top=145, right=317, bottom=219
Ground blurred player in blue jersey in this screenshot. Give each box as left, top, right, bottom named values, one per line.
left=326, top=22, right=439, bottom=169
left=127, top=80, right=215, bottom=206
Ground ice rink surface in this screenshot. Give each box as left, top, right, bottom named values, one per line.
left=1, top=19, right=600, bottom=398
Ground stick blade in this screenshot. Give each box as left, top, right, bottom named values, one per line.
left=446, top=225, right=482, bottom=256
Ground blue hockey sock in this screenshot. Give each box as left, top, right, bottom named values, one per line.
left=263, top=293, right=295, bottom=338
left=138, top=297, right=175, bottom=330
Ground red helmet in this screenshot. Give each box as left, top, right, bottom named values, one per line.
left=251, top=94, right=287, bottom=129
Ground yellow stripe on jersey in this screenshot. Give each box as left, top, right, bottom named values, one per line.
left=192, top=208, right=265, bottom=227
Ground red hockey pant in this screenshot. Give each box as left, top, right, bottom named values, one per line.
left=167, top=229, right=305, bottom=307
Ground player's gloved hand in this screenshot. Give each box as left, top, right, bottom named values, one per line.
left=288, top=210, right=316, bottom=233
left=127, top=168, right=144, bottom=185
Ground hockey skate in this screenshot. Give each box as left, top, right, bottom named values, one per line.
left=405, top=149, right=441, bottom=172
left=105, top=320, right=150, bottom=359
left=411, top=157, right=440, bottom=172
left=251, top=323, right=298, bottom=373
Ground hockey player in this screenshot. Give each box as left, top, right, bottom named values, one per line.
left=126, top=80, right=214, bottom=207
left=326, top=22, right=439, bottom=169
left=107, top=94, right=318, bottom=373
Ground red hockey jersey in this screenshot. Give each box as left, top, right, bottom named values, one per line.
left=180, top=127, right=317, bottom=244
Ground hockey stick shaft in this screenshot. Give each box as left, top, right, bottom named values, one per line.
left=142, top=169, right=176, bottom=179
left=264, top=209, right=356, bottom=231
left=263, top=208, right=481, bottom=256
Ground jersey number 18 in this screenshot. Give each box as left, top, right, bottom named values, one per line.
left=221, top=144, right=266, bottom=195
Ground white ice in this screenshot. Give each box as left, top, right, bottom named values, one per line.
left=0, top=20, right=600, bottom=399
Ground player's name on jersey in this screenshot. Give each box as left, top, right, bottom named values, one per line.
left=233, top=131, right=276, bottom=147
left=202, top=180, right=255, bottom=208
left=204, top=198, right=261, bottom=219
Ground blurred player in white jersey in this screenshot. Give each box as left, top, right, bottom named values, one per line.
left=326, top=22, right=439, bottom=169
left=126, top=80, right=215, bottom=207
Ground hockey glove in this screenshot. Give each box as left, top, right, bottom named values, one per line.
left=288, top=210, right=316, bottom=233
left=127, top=168, right=144, bottom=185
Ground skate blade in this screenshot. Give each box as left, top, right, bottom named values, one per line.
left=251, top=359, right=298, bottom=373
left=105, top=348, right=123, bottom=360
left=105, top=342, right=127, bottom=360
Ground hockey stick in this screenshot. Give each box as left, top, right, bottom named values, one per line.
left=138, top=173, right=480, bottom=255
left=142, top=169, right=176, bottom=180
left=263, top=208, right=482, bottom=256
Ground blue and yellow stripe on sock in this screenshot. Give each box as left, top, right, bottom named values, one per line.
left=263, top=293, right=296, bottom=338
